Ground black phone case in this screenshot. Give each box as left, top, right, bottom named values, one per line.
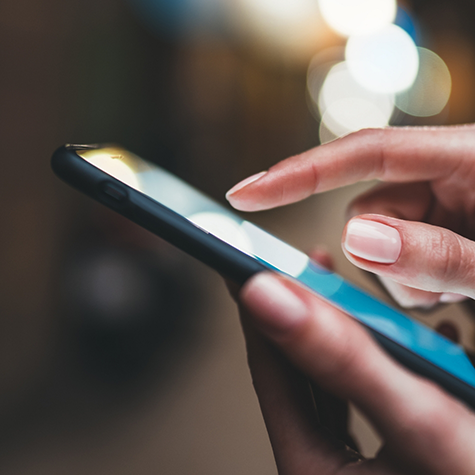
left=51, top=144, right=475, bottom=410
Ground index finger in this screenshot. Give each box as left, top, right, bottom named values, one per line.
left=226, top=125, right=475, bottom=211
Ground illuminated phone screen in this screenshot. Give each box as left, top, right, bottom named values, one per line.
left=79, top=146, right=475, bottom=387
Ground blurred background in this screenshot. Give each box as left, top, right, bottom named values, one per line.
left=2, top=0, right=475, bottom=473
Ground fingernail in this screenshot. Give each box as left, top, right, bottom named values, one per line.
left=242, top=273, right=308, bottom=334
left=439, top=292, right=466, bottom=304
left=344, top=218, right=401, bottom=264
left=225, top=171, right=267, bottom=200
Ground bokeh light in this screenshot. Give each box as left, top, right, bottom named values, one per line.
left=312, top=61, right=394, bottom=142
left=346, top=24, right=419, bottom=94
left=238, top=0, right=320, bottom=26
left=395, top=48, right=452, bottom=117
left=231, top=0, right=328, bottom=62
left=318, top=0, right=397, bottom=37
left=318, top=120, right=339, bottom=144
left=306, top=46, right=345, bottom=113
left=321, top=98, right=392, bottom=141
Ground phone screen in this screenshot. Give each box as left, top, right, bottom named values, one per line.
left=78, top=146, right=475, bottom=388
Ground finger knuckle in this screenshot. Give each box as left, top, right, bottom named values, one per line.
left=431, top=230, right=466, bottom=285
left=350, top=127, right=388, bottom=176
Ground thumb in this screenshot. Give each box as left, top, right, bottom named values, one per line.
left=342, top=214, right=475, bottom=299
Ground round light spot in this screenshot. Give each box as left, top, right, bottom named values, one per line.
left=306, top=47, right=345, bottom=119
left=395, top=48, right=451, bottom=117
left=346, top=24, right=419, bottom=94
left=318, top=120, right=339, bottom=144
left=316, top=62, right=394, bottom=139
left=322, top=97, right=391, bottom=138
left=231, top=0, right=326, bottom=62
left=318, top=0, right=396, bottom=37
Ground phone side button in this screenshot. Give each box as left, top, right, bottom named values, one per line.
left=100, top=182, right=128, bottom=202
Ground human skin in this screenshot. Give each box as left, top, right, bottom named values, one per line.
left=225, top=126, right=475, bottom=474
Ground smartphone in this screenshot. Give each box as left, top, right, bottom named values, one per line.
left=52, top=144, right=475, bottom=408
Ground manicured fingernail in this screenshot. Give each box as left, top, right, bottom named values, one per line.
left=225, top=171, right=267, bottom=200
left=242, top=273, right=308, bottom=334
left=344, top=218, right=401, bottom=264
left=439, top=292, right=466, bottom=304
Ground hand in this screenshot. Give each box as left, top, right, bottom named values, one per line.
left=236, top=271, right=475, bottom=474
left=226, top=126, right=475, bottom=308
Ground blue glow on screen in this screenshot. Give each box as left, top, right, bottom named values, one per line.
left=295, top=262, right=475, bottom=386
